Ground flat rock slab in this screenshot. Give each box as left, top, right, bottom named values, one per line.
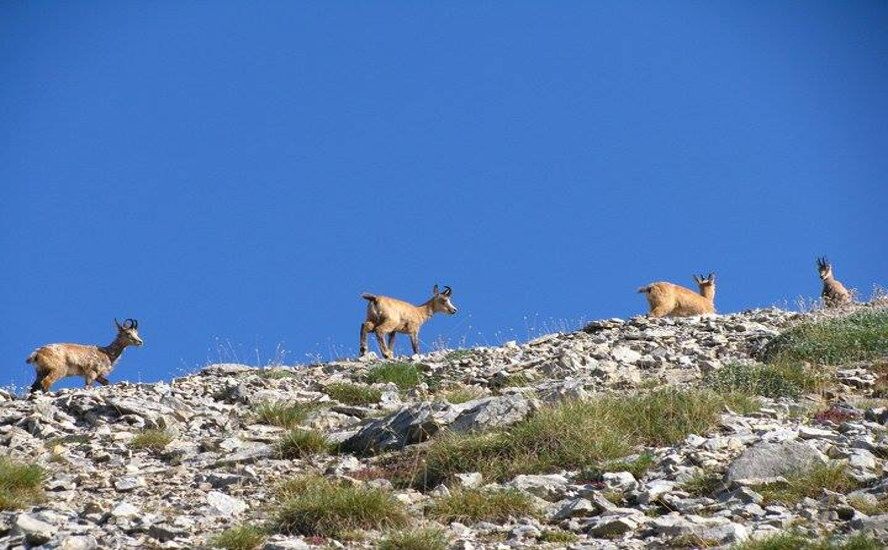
left=725, top=440, right=826, bottom=482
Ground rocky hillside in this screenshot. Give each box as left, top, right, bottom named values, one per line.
left=1, top=306, right=887, bottom=549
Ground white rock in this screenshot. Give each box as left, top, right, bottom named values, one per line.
left=207, top=491, right=248, bottom=516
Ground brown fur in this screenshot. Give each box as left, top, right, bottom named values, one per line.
left=359, top=285, right=458, bottom=359
left=817, top=257, right=852, bottom=307
left=638, top=273, right=716, bottom=317
left=27, top=319, right=143, bottom=392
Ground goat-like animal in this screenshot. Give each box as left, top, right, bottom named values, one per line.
left=817, top=257, right=852, bottom=307
left=638, top=273, right=716, bottom=317
left=360, top=285, right=458, bottom=359
left=27, top=318, right=143, bottom=392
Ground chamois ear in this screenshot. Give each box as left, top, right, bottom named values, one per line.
left=707, top=272, right=715, bottom=281
left=693, top=274, right=702, bottom=285
left=433, top=285, right=440, bottom=296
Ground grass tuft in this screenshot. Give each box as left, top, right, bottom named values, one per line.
left=378, top=527, right=449, bottom=550
left=761, top=309, right=888, bottom=366
left=539, top=529, right=579, bottom=543
left=705, top=362, right=819, bottom=399
left=273, top=475, right=408, bottom=537
left=735, top=531, right=883, bottom=550
left=443, top=386, right=486, bottom=404
left=757, top=463, right=858, bottom=505
left=325, top=382, right=382, bottom=406
left=426, top=488, right=538, bottom=523
left=254, top=401, right=323, bottom=429
left=0, top=457, right=45, bottom=511
left=411, top=388, right=729, bottom=487
left=130, top=429, right=174, bottom=452
left=366, top=362, right=424, bottom=390
left=276, top=429, right=331, bottom=459
left=209, top=524, right=266, bottom=550
left=682, top=470, right=724, bottom=497
left=255, top=368, right=299, bottom=380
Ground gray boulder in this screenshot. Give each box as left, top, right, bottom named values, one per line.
left=725, top=440, right=827, bottom=482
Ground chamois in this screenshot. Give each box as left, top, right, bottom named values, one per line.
left=638, top=273, right=716, bottom=317
left=817, top=257, right=852, bottom=307
left=27, top=318, right=143, bottom=393
left=360, top=285, right=458, bottom=359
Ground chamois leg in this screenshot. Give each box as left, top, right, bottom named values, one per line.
left=649, top=306, right=672, bottom=318
left=375, top=332, right=392, bottom=359
left=360, top=322, right=373, bottom=356
left=409, top=333, right=420, bottom=355
left=387, top=333, right=396, bottom=355
left=41, top=372, right=62, bottom=393
left=97, top=375, right=110, bottom=386
left=29, top=375, right=45, bottom=393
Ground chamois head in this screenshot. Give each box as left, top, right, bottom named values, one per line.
left=114, top=318, right=144, bottom=347
left=817, top=257, right=834, bottom=281
left=693, top=273, right=716, bottom=298
left=431, top=285, right=458, bottom=315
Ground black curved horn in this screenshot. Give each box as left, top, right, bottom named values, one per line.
left=443, top=286, right=452, bottom=295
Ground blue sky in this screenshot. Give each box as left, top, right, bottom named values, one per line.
left=2, top=2, right=886, bottom=389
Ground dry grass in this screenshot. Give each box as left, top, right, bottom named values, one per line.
left=276, top=429, right=331, bottom=458
left=130, top=429, right=174, bottom=452
left=378, top=527, right=449, bottom=550
left=273, top=475, right=408, bottom=537
left=0, top=457, right=45, bottom=511
left=209, top=524, right=266, bottom=550
left=426, top=488, right=538, bottom=523
left=757, top=463, right=858, bottom=505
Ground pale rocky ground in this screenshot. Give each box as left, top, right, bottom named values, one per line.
left=1, top=306, right=887, bottom=549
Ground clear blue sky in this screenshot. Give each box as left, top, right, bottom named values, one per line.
left=2, top=2, right=886, bottom=389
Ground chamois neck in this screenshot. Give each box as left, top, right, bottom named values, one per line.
left=99, top=335, right=129, bottom=363
left=418, top=299, right=436, bottom=320
left=700, top=287, right=716, bottom=301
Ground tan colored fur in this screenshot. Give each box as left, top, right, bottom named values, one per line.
left=27, top=319, right=143, bottom=392
left=360, top=285, right=458, bottom=359
left=638, top=274, right=716, bottom=317
left=817, top=257, right=852, bottom=307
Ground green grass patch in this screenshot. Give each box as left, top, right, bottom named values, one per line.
left=255, top=369, right=299, bottom=379
left=378, top=527, right=449, bottom=550
left=443, top=386, right=485, bottom=404
left=682, top=470, right=724, bottom=497
left=209, top=524, right=267, bottom=550
left=366, top=362, right=424, bottom=390
left=705, top=362, right=819, bottom=399
left=734, top=531, right=883, bottom=550
left=849, top=494, right=888, bottom=515
left=579, top=453, right=656, bottom=482
left=538, top=529, right=579, bottom=543
left=273, top=475, right=408, bottom=537
left=276, top=429, right=330, bottom=459
left=254, top=401, right=323, bottom=429
left=130, top=429, right=174, bottom=452
left=761, top=309, right=888, bottom=366
left=408, top=388, right=731, bottom=487
left=445, top=349, right=474, bottom=363
left=426, top=488, right=538, bottom=523
left=758, top=463, right=858, bottom=505
left=0, top=457, right=45, bottom=511
left=499, top=372, right=535, bottom=388
left=325, top=382, right=382, bottom=406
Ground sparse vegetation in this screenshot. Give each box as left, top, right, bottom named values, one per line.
left=579, top=453, right=656, bottom=482
left=276, top=429, right=330, bottom=458
left=499, top=371, right=535, bottom=388
left=255, top=368, right=299, bottom=379
left=443, top=386, right=485, bottom=404
left=444, top=349, right=474, bottom=363
left=682, top=470, right=724, bottom=497
left=367, top=362, right=424, bottom=390
left=426, top=488, right=538, bottom=523
left=254, top=401, right=323, bottom=428
left=130, top=429, right=174, bottom=452
left=848, top=494, right=888, bottom=515
left=705, top=362, right=819, bottom=399
left=44, top=434, right=91, bottom=448
left=761, top=309, right=888, bottom=366
left=538, top=529, right=579, bottom=543
left=273, top=475, right=408, bottom=537
left=209, top=524, right=266, bottom=550
left=378, top=527, right=449, bottom=550
left=757, top=463, right=858, bottom=505
left=325, top=382, right=382, bottom=406
left=734, top=531, right=883, bottom=550
left=404, top=388, right=729, bottom=487
left=0, top=457, right=45, bottom=511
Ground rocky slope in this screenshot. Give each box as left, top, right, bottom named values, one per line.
left=1, top=307, right=887, bottom=549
